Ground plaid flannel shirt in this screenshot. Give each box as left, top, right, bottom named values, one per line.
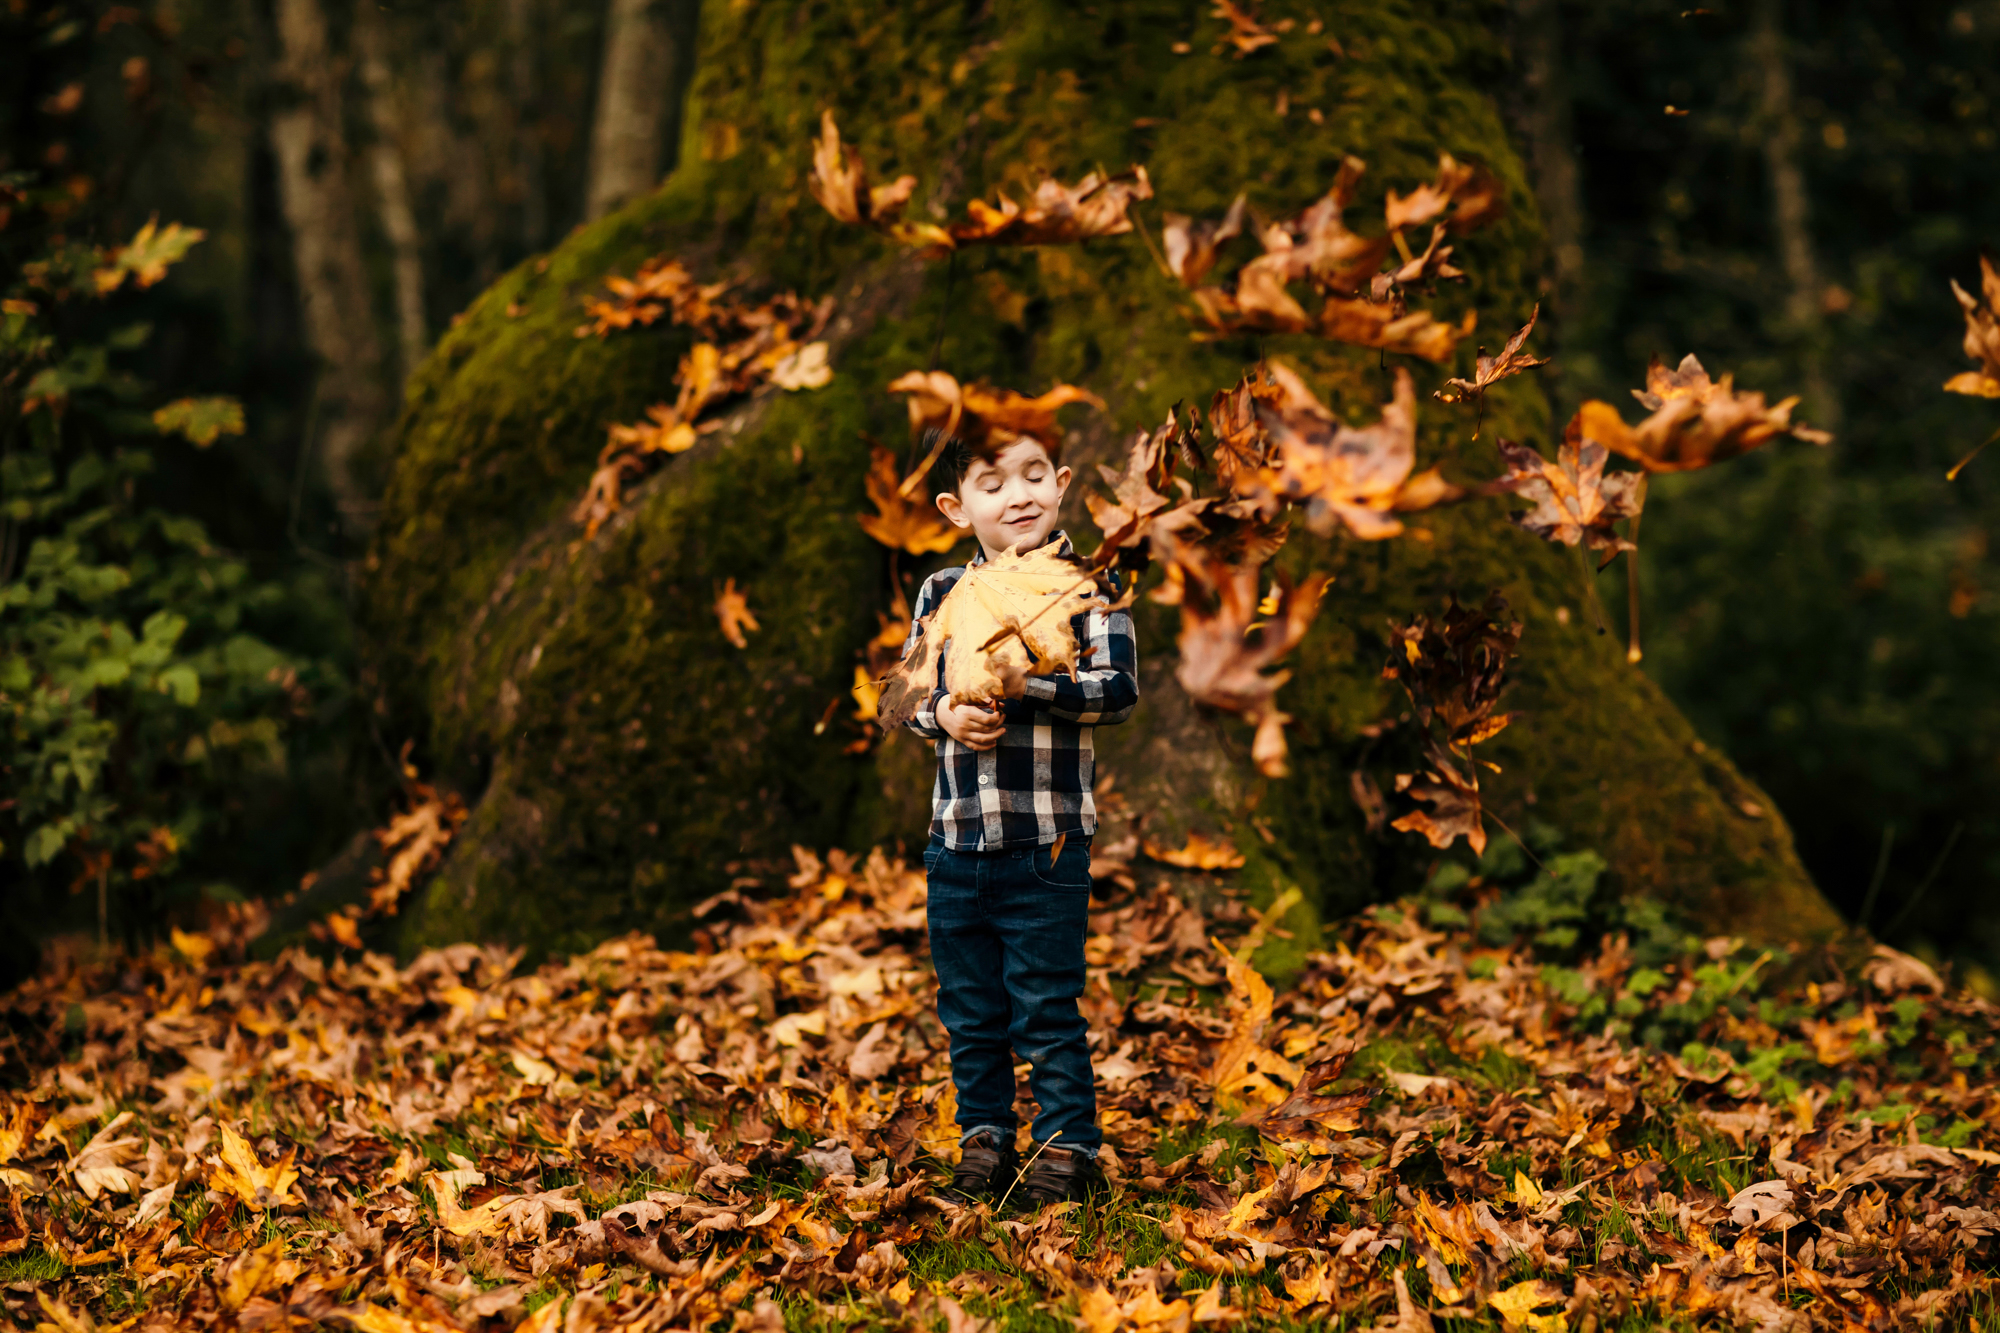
left=903, top=532, right=1139, bottom=851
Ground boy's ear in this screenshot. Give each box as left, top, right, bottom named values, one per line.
left=1054, top=463, right=1072, bottom=501
left=935, top=491, right=972, bottom=529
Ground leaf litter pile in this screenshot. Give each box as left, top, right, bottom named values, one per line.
left=6, top=847, right=2000, bottom=1333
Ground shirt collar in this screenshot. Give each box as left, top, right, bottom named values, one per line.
left=969, top=529, right=1072, bottom=568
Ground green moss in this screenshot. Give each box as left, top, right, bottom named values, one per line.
left=368, top=0, right=1838, bottom=956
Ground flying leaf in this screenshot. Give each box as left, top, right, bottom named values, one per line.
left=886, top=370, right=1102, bottom=489
left=1383, top=154, right=1504, bottom=235
left=874, top=543, right=1103, bottom=728
left=806, top=111, right=936, bottom=248
left=210, top=1123, right=300, bottom=1211
left=1382, top=591, right=1522, bottom=749
left=1490, top=434, right=1644, bottom=567
left=152, top=396, right=246, bottom=447
left=1573, top=353, right=1831, bottom=473
left=858, top=445, right=960, bottom=555
left=93, top=217, right=205, bottom=293
left=810, top=111, right=1150, bottom=253
left=1170, top=545, right=1329, bottom=777
left=1161, top=195, right=1247, bottom=288
left=1141, top=832, right=1246, bottom=870
left=605, top=403, right=698, bottom=458
left=1436, top=306, right=1549, bottom=405
left=1084, top=411, right=1201, bottom=562
left=947, top=168, right=1154, bottom=248
left=714, top=579, right=760, bottom=649
left=1260, top=366, right=1462, bottom=539
left=1212, top=0, right=1280, bottom=55
left=1392, top=741, right=1488, bottom=855
left=1945, top=254, right=2000, bottom=399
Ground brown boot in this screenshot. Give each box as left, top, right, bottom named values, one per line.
left=1012, top=1144, right=1104, bottom=1210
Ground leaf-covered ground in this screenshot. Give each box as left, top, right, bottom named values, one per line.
left=3, top=849, right=1997, bottom=1333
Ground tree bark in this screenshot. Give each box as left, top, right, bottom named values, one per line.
left=363, top=0, right=1843, bottom=965
left=354, top=4, right=427, bottom=383
left=583, top=0, right=700, bottom=220
left=268, top=0, right=388, bottom=528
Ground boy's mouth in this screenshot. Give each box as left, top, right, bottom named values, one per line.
left=1003, top=512, right=1041, bottom=531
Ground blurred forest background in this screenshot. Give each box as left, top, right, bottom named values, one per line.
left=2, top=0, right=1995, bottom=985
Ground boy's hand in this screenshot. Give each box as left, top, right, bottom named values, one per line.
left=938, top=696, right=1005, bottom=751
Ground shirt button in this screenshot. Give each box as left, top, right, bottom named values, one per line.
left=978, top=774, right=992, bottom=786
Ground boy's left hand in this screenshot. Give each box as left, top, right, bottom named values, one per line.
left=938, top=695, right=1005, bottom=751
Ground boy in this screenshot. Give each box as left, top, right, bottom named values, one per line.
left=902, top=428, right=1139, bottom=1209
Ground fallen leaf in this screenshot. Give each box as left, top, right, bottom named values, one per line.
left=210, top=1124, right=300, bottom=1211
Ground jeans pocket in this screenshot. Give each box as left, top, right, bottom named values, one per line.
left=1027, top=837, right=1092, bottom=890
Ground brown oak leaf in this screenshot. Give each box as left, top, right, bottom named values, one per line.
left=1382, top=591, right=1523, bottom=749
left=807, top=111, right=940, bottom=250
left=1573, top=353, right=1831, bottom=473
left=1491, top=434, right=1644, bottom=567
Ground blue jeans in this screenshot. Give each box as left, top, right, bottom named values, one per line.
left=923, top=834, right=1100, bottom=1157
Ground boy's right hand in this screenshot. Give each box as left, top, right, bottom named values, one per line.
left=937, top=695, right=1005, bottom=751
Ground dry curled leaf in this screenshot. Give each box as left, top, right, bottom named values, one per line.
left=1573, top=353, right=1832, bottom=473
left=714, top=579, right=760, bottom=649
left=1260, top=366, right=1462, bottom=539
left=806, top=111, right=935, bottom=248
left=858, top=445, right=961, bottom=555
left=1945, top=253, right=2000, bottom=399
left=1212, top=0, right=1280, bottom=55
left=1491, top=434, right=1645, bottom=568
left=1436, top=305, right=1549, bottom=405
left=1382, top=591, right=1522, bottom=749
left=1392, top=741, right=1488, bottom=856
left=874, top=543, right=1103, bottom=728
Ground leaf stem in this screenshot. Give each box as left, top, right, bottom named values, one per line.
left=1947, top=424, right=2000, bottom=481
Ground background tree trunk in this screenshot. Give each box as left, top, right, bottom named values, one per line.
left=363, top=1, right=1843, bottom=966
left=268, top=0, right=388, bottom=528
left=355, top=4, right=428, bottom=382
left=1751, top=0, right=1834, bottom=425
left=583, top=0, right=700, bottom=220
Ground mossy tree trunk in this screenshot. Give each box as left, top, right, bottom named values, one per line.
left=362, top=0, right=1842, bottom=963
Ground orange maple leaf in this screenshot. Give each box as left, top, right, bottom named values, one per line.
left=714, top=579, right=760, bottom=649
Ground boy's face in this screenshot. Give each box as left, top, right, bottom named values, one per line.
left=936, top=437, right=1072, bottom=560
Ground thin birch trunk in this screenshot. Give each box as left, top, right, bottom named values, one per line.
left=584, top=0, right=700, bottom=220
left=268, top=0, right=388, bottom=528
left=1751, top=0, right=1836, bottom=424
left=355, top=4, right=427, bottom=383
